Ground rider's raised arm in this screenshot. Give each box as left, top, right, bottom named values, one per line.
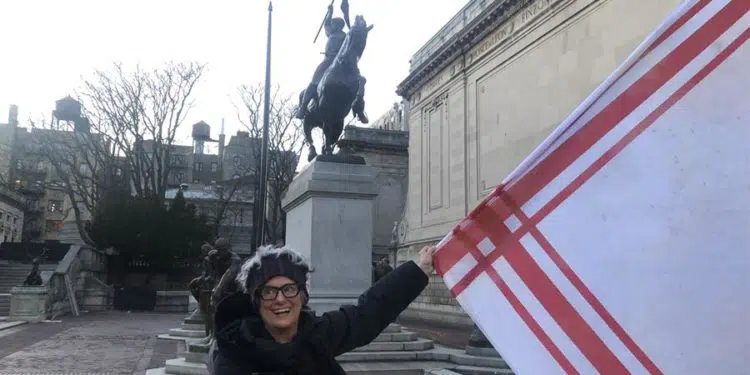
left=323, top=6, right=334, bottom=37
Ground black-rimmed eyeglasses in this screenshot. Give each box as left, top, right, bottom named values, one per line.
left=257, top=283, right=301, bottom=301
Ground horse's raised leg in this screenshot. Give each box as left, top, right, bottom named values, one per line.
left=352, top=76, right=368, bottom=124
left=323, top=118, right=345, bottom=156
left=303, top=115, right=318, bottom=162
left=308, top=143, right=318, bottom=162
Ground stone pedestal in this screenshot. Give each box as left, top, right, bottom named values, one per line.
left=466, top=324, right=501, bottom=357
left=9, top=286, right=48, bottom=322
left=282, top=159, right=378, bottom=313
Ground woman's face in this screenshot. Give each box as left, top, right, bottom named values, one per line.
left=258, top=276, right=303, bottom=332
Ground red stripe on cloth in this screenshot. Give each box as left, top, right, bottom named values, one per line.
left=504, top=245, right=629, bottom=374
left=519, top=26, right=750, bottom=375
left=523, top=0, right=715, bottom=167
left=645, top=0, right=713, bottom=56
left=506, top=0, right=748, bottom=209
left=449, top=217, right=514, bottom=296
left=450, top=228, right=580, bottom=374
left=434, top=231, right=472, bottom=276
left=465, top=210, right=628, bottom=374
left=485, top=268, right=581, bottom=375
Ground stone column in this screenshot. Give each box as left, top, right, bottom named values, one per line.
left=282, top=157, right=378, bottom=313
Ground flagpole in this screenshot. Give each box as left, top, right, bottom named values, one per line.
left=256, top=0, right=273, bottom=249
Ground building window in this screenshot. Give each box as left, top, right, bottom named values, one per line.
left=195, top=162, right=203, bottom=172
left=13, top=216, right=17, bottom=224
left=211, top=162, right=218, bottom=172
left=48, top=200, right=63, bottom=213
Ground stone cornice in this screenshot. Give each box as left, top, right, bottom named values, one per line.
left=396, top=0, right=529, bottom=98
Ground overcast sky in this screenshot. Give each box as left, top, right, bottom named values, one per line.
left=0, top=0, right=467, bottom=145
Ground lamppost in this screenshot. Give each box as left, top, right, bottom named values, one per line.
left=255, top=0, right=273, bottom=250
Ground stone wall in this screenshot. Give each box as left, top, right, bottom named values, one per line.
left=338, top=126, right=409, bottom=259
left=395, top=0, right=683, bottom=327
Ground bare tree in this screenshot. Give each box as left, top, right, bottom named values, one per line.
left=235, top=83, right=303, bottom=244
left=29, top=61, right=205, bottom=246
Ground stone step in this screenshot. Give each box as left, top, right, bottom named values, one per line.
left=383, top=323, right=402, bottom=333
left=354, top=338, right=434, bottom=352
left=341, top=361, right=455, bottom=374
left=183, top=316, right=203, bottom=325
left=339, top=351, right=422, bottom=363
left=164, top=358, right=208, bottom=375
left=144, top=368, right=167, bottom=375
left=146, top=363, right=513, bottom=375
left=181, top=322, right=204, bottom=331
left=0, top=294, right=10, bottom=317
left=339, top=349, right=509, bottom=369
left=184, top=351, right=208, bottom=364
left=0, top=320, right=26, bottom=331
left=168, top=328, right=205, bottom=338
left=373, top=330, right=419, bottom=342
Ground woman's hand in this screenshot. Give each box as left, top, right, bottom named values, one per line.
left=417, top=246, right=436, bottom=276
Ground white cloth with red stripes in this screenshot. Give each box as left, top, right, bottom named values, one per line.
left=434, top=0, right=750, bottom=374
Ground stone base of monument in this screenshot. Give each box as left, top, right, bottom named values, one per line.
left=337, top=324, right=513, bottom=374
left=465, top=345, right=501, bottom=358
left=147, top=324, right=514, bottom=375
left=183, top=342, right=210, bottom=364
left=281, top=159, right=378, bottom=313
left=157, top=313, right=207, bottom=342
left=9, top=286, right=49, bottom=323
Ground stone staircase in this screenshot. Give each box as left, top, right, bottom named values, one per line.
left=0, top=262, right=32, bottom=316
left=148, top=323, right=513, bottom=375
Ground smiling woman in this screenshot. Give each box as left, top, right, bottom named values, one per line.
left=210, top=244, right=435, bottom=375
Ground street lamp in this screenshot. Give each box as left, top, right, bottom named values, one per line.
left=255, top=0, right=273, bottom=250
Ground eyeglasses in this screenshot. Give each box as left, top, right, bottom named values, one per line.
left=257, top=283, right=301, bottom=301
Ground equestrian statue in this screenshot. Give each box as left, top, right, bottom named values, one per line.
left=296, top=0, right=373, bottom=161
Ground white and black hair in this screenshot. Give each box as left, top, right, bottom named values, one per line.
left=236, top=245, right=312, bottom=295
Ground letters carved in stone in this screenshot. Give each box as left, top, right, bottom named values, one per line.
left=467, top=0, right=561, bottom=65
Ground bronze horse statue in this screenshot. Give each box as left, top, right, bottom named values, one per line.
left=300, top=15, right=373, bottom=161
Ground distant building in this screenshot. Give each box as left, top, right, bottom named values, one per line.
left=164, top=177, right=255, bottom=254
left=0, top=185, right=26, bottom=244
left=0, top=100, right=293, bottom=248
left=370, top=102, right=407, bottom=131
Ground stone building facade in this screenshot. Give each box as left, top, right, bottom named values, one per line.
left=395, top=0, right=683, bottom=327
left=338, top=125, right=409, bottom=261
left=0, top=186, right=25, bottom=244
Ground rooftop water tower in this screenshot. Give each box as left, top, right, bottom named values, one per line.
left=54, top=96, right=81, bottom=122
left=192, top=121, right=211, bottom=154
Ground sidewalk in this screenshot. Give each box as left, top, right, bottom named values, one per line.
left=0, top=311, right=184, bottom=375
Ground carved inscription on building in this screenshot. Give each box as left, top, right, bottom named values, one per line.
left=414, top=59, right=465, bottom=105
left=412, top=0, right=560, bottom=104
left=468, top=0, right=561, bottom=64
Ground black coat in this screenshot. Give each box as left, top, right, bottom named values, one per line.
left=209, top=260, right=429, bottom=375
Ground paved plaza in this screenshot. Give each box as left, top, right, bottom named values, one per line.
left=0, top=312, right=185, bottom=375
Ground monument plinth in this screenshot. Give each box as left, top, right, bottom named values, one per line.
left=9, top=286, right=48, bottom=322
left=282, top=158, right=378, bottom=313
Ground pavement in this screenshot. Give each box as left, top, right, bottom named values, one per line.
left=0, top=311, right=185, bottom=375
left=0, top=311, right=473, bottom=375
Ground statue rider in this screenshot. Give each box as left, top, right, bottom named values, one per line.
left=295, top=3, right=369, bottom=124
